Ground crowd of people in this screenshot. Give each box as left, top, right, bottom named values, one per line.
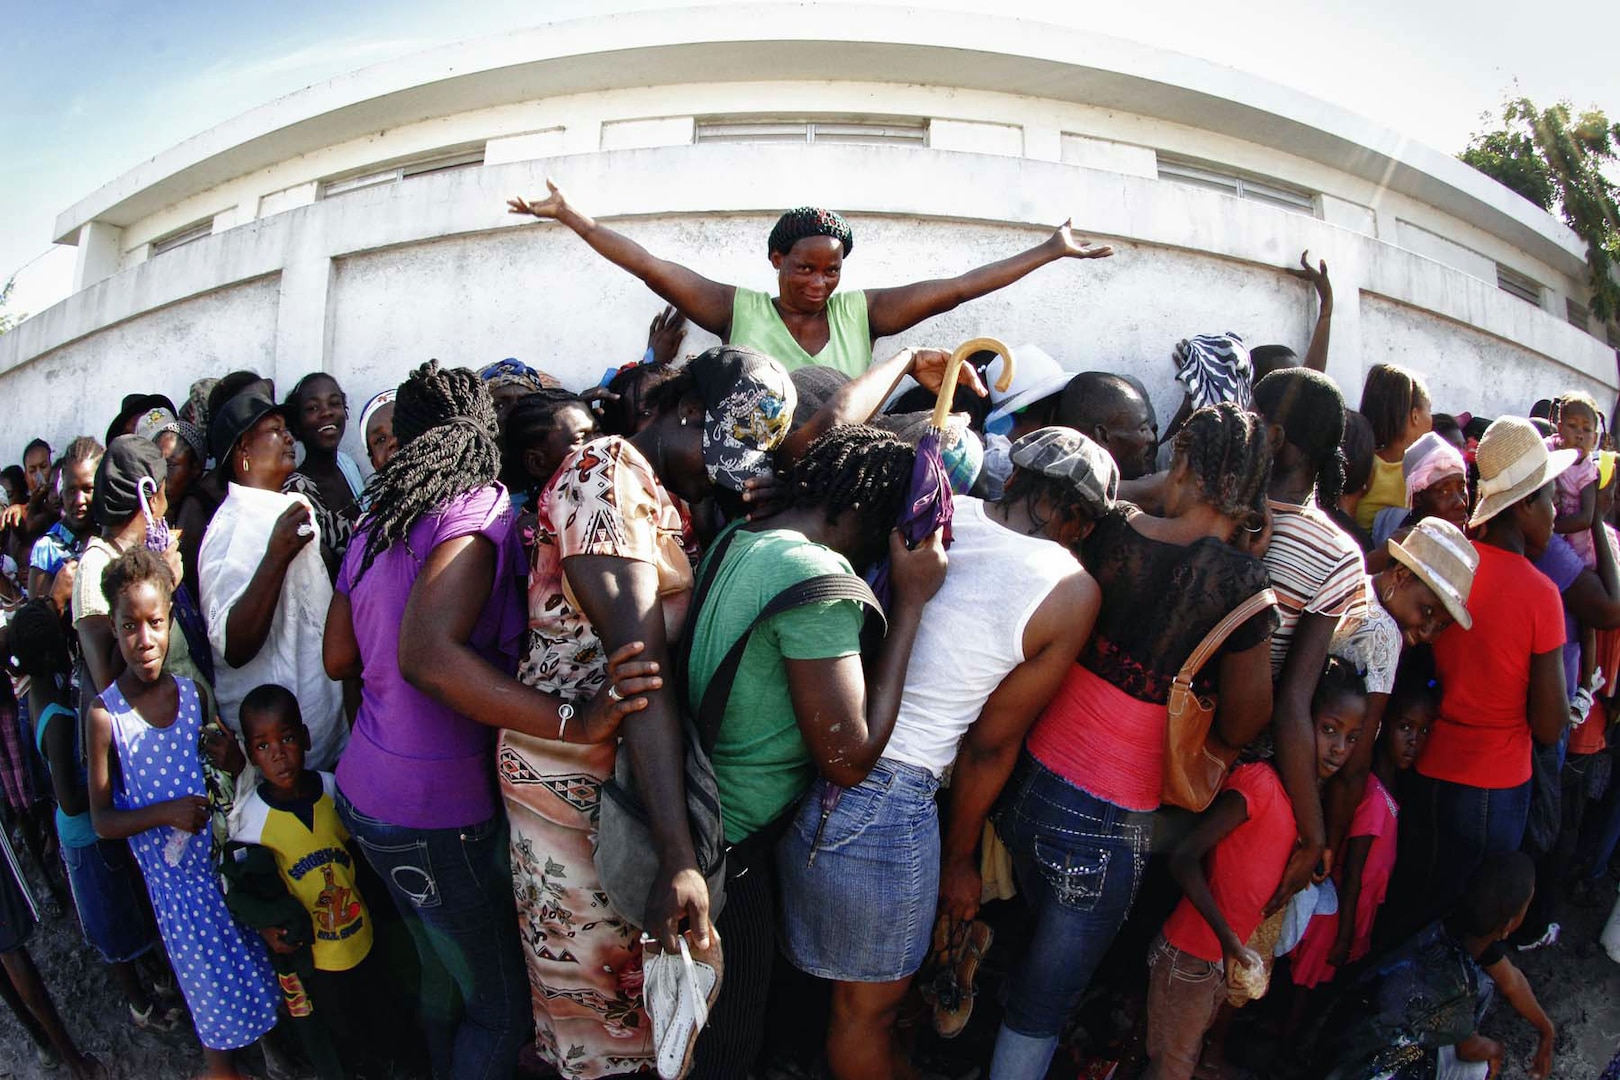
left=0, top=192, right=1617, bottom=1080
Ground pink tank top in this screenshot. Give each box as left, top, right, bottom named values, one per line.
left=1025, top=663, right=1166, bottom=812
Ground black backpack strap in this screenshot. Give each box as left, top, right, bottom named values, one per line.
left=694, top=573, right=885, bottom=754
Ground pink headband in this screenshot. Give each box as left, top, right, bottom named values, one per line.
left=1405, top=432, right=1466, bottom=506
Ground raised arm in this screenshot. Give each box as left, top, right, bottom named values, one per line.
left=1288, top=250, right=1333, bottom=372
left=509, top=180, right=736, bottom=336
left=938, top=571, right=1098, bottom=922
left=864, top=220, right=1113, bottom=340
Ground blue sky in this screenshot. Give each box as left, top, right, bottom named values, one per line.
left=4, top=0, right=1617, bottom=319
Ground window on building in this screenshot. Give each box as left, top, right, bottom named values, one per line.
left=1567, top=297, right=1592, bottom=330
left=1155, top=155, right=1316, bottom=214
left=320, top=147, right=486, bottom=198
left=1496, top=263, right=1543, bottom=305
left=694, top=117, right=928, bottom=148
left=149, top=219, right=214, bottom=256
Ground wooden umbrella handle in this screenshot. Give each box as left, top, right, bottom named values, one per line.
left=933, top=337, right=1013, bottom=430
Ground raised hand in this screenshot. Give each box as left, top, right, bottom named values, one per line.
left=507, top=177, right=569, bottom=221
left=1287, top=249, right=1333, bottom=309
left=1048, top=218, right=1114, bottom=260
left=647, top=305, right=688, bottom=367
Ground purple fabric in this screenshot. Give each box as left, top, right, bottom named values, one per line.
left=865, top=429, right=954, bottom=608
left=1534, top=533, right=1585, bottom=698
left=334, top=485, right=525, bottom=829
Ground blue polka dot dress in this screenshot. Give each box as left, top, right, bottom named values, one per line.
left=104, top=676, right=279, bottom=1051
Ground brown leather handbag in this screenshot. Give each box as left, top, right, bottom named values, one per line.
left=1162, top=589, right=1278, bottom=812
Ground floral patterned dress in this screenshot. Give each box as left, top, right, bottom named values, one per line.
left=499, top=436, right=692, bottom=1079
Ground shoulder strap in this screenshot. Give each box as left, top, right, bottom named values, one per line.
left=1172, top=588, right=1278, bottom=688
left=674, top=521, right=748, bottom=691
left=694, top=574, right=885, bottom=754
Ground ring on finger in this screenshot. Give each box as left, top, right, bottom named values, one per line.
left=607, top=684, right=623, bottom=703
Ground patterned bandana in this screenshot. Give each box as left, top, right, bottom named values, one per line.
left=1173, top=332, right=1253, bottom=411
left=690, top=346, right=796, bottom=493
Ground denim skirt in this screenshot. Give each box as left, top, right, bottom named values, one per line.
left=62, top=838, right=157, bottom=964
left=777, top=758, right=942, bottom=982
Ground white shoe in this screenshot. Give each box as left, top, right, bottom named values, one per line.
left=644, top=931, right=724, bottom=1080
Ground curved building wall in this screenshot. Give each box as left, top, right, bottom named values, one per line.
left=3, top=8, right=1614, bottom=464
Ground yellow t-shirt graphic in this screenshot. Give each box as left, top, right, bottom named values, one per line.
left=232, top=771, right=373, bottom=972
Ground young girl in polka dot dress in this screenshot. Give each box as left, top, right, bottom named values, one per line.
left=86, top=547, right=279, bottom=1077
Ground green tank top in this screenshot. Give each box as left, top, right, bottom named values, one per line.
left=729, top=288, right=871, bottom=376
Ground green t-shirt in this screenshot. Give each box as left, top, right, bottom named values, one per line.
left=687, top=528, right=866, bottom=843
left=728, top=287, right=872, bottom=376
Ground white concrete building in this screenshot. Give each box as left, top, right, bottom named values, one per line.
left=4, top=3, right=1615, bottom=465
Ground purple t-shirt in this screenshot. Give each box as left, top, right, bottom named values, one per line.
left=1534, top=533, right=1585, bottom=698
left=334, top=485, right=525, bottom=829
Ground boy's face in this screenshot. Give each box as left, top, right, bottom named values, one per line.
left=241, top=709, right=309, bottom=791
left=114, top=582, right=171, bottom=684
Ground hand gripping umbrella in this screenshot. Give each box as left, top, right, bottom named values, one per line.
left=806, top=339, right=1015, bottom=867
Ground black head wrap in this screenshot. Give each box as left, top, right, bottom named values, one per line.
left=92, top=435, right=167, bottom=527
left=768, top=207, right=854, bottom=257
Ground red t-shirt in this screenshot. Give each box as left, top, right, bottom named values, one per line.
left=1423, top=541, right=1566, bottom=789
left=1163, top=763, right=1296, bottom=964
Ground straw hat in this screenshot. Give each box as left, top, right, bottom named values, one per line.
left=1386, top=517, right=1478, bottom=630
left=1467, top=416, right=1578, bottom=529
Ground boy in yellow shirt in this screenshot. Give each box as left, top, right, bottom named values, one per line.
left=227, top=684, right=378, bottom=1079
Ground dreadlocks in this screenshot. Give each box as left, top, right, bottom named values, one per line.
left=768, top=207, right=854, bottom=258
left=1253, top=367, right=1347, bottom=507
left=1171, top=402, right=1272, bottom=525
left=355, top=361, right=500, bottom=583
left=787, top=425, right=915, bottom=536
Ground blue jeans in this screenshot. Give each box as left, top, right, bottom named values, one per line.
left=61, top=839, right=157, bottom=964
left=990, top=754, right=1154, bottom=1080
left=1381, top=773, right=1531, bottom=947
left=336, top=787, right=530, bottom=1080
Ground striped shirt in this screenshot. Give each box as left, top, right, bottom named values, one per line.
left=1263, top=498, right=1367, bottom=675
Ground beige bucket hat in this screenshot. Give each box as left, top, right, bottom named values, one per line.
left=1386, top=517, right=1479, bottom=630
left=1467, top=416, right=1578, bottom=529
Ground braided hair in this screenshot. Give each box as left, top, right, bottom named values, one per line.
left=1253, top=368, right=1346, bottom=507
left=768, top=207, right=854, bottom=258
left=63, top=436, right=104, bottom=470
left=1358, top=363, right=1429, bottom=451
left=786, top=425, right=915, bottom=537
left=503, top=388, right=590, bottom=482
left=1170, top=402, right=1272, bottom=526
left=1312, top=654, right=1367, bottom=715
left=354, top=361, right=500, bottom=583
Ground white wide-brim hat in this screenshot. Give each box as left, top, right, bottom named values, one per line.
left=1467, top=416, right=1578, bottom=529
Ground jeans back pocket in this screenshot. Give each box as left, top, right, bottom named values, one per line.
left=1031, top=835, right=1112, bottom=913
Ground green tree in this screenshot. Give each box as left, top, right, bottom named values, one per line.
left=1460, top=98, right=1620, bottom=321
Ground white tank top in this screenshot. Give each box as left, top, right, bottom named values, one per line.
left=884, top=497, right=1080, bottom=776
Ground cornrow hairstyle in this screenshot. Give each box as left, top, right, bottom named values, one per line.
left=354, top=361, right=500, bottom=583
left=1002, top=466, right=1104, bottom=535
left=1253, top=367, right=1347, bottom=507
left=6, top=599, right=71, bottom=680
left=503, top=388, right=590, bottom=480
left=786, top=425, right=915, bottom=538
left=1312, top=654, right=1367, bottom=714
left=1340, top=410, right=1376, bottom=496
left=601, top=363, right=685, bottom=437
left=1358, top=363, right=1430, bottom=451
left=102, top=545, right=175, bottom=611
left=63, top=436, right=105, bottom=469
left=1170, top=402, right=1273, bottom=526
left=768, top=207, right=854, bottom=258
